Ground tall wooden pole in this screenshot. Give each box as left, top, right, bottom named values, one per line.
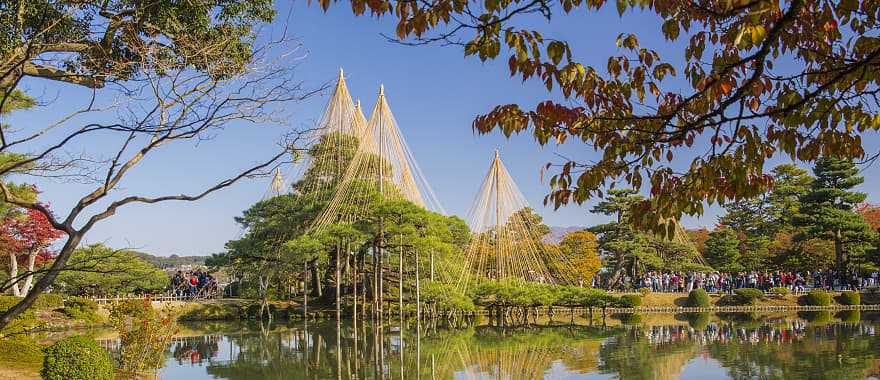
left=494, top=150, right=502, bottom=280
left=303, top=261, right=308, bottom=321
left=399, top=234, right=404, bottom=325
left=416, top=249, right=421, bottom=325
left=376, top=85, right=386, bottom=326
left=336, top=243, right=341, bottom=320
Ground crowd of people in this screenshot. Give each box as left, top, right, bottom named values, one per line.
left=600, top=270, right=880, bottom=293
left=170, top=269, right=220, bottom=299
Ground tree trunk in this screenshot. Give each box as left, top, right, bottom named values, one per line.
left=0, top=233, right=82, bottom=330
left=607, top=252, right=627, bottom=289
left=310, top=259, right=322, bottom=297
left=8, top=252, right=21, bottom=297
left=834, top=230, right=845, bottom=275
left=19, top=249, right=38, bottom=296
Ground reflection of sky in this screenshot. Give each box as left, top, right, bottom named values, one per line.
left=679, top=357, right=727, bottom=380
left=161, top=336, right=234, bottom=378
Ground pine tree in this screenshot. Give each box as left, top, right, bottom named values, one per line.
left=704, top=229, right=743, bottom=273
left=796, top=157, right=876, bottom=274
left=589, top=189, right=660, bottom=286
left=768, top=164, right=814, bottom=228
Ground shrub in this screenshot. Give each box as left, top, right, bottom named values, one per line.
left=638, top=287, right=651, bottom=297
left=40, top=335, right=113, bottom=380
left=422, top=282, right=475, bottom=312
left=837, top=291, right=861, bottom=305
left=717, top=294, right=743, bottom=306
left=62, top=297, right=101, bottom=323
left=733, top=288, right=764, bottom=305
left=619, top=294, right=642, bottom=308
left=687, top=289, right=710, bottom=307
left=768, top=287, right=789, bottom=296
left=34, top=294, right=64, bottom=310
left=0, top=296, right=43, bottom=335
left=109, top=299, right=178, bottom=374
left=802, top=290, right=832, bottom=306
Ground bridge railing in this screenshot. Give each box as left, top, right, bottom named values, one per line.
left=89, top=287, right=225, bottom=304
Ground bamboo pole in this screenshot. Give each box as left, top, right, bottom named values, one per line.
left=399, top=234, right=404, bottom=325
left=416, top=249, right=421, bottom=325
left=336, top=242, right=341, bottom=320
left=303, top=261, right=308, bottom=322
left=494, top=150, right=501, bottom=280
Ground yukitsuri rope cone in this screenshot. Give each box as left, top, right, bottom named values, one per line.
left=311, top=84, right=444, bottom=230
left=458, top=150, right=578, bottom=291
left=290, top=68, right=362, bottom=201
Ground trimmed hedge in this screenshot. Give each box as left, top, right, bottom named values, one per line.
left=733, top=288, right=764, bottom=305
left=717, top=294, right=743, bottom=306
left=40, top=335, right=113, bottom=380
left=637, top=288, right=651, bottom=297
left=687, top=289, right=710, bottom=307
left=768, top=287, right=789, bottom=296
left=837, top=291, right=861, bottom=305
left=619, top=294, right=642, bottom=308
left=802, top=290, right=832, bottom=306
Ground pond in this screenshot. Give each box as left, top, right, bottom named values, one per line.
left=98, top=312, right=880, bottom=379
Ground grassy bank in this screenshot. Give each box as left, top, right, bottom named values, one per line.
left=631, top=289, right=880, bottom=309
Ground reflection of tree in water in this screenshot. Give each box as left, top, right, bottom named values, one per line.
left=707, top=322, right=880, bottom=380
left=204, top=323, right=335, bottom=380
left=155, top=316, right=880, bottom=380
left=171, top=336, right=221, bottom=365
left=598, top=326, right=699, bottom=380
left=421, top=326, right=616, bottom=379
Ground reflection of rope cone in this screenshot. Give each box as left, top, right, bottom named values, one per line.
left=458, top=152, right=576, bottom=290
left=426, top=330, right=604, bottom=380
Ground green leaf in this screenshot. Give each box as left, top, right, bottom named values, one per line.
left=616, top=0, right=627, bottom=16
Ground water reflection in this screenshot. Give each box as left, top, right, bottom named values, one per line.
left=94, top=313, right=880, bottom=380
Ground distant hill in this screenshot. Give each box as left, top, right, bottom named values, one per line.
left=132, top=252, right=208, bottom=269
left=543, top=226, right=586, bottom=244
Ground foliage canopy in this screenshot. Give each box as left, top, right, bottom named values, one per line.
left=314, top=0, right=880, bottom=233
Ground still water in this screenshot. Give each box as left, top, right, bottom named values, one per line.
left=105, top=312, right=880, bottom=379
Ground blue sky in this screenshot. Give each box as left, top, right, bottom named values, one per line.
left=9, top=1, right=880, bottom=256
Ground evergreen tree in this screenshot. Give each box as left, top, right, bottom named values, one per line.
left=767, top=164, right=813, bottom=228
left=718, top=198, right=770, bottom=271
left=796, top=157, right=876, bottom=273
left=589, top=189, right=660, bottom=287
left=703, top=229, right=742, bottom=273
